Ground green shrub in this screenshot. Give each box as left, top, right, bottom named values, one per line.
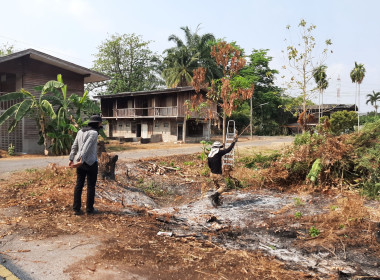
left=309, top=226, right=320, bottom=237
left=294, top=131, right=312, bottom=146
left=242, top=152, right=281, bottom=169
left=360, top=112, right=380, bottom=125
left=330, top=110, right=357, bottom=135
left=8, top=143, right=15, bottom=156
left=200, top=140, right=212, bottom=161
left=294, top=211, right=303, bottom=218
left=351, top=119, right=380, bottom=198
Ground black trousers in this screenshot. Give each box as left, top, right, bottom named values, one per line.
left=73, top=162, right=98, bottom=212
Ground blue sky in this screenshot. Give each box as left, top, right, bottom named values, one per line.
left=1, top=0, right=379, bottom=112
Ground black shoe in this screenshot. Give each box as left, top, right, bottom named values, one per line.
left=86, top=208, right=99, bottom=215
left=209, top=192, right=221, bottom=208
left=375, top=231, right=380, bottom=244
left=74, top=210, right=84, bottom=216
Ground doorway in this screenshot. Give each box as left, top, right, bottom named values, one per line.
left=136, top=124, right=141, bottom=137
left=177, top=124, right=183, bottom=141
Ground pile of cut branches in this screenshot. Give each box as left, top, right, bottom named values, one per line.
left=256, top=120, right=380, bottom=198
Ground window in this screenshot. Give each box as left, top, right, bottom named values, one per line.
left=155, top=122, right=160, bottom=128
left=164, top=123, right=169, bottom=128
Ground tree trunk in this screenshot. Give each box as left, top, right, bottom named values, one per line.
left=358, top=83, right=361, bottom=131
left=97, top=141, right=118, bottom=180
left=222, top=113, right=226, bottom=145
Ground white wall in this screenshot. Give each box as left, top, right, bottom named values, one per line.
left=153, top=120, right=177, bottom=142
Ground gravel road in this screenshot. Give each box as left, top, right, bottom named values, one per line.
left=0, top=136, right=293, bottom=176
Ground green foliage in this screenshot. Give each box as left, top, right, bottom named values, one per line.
left=90, top=33, right=163, bottom=94
left=293, top=197, right=305, bottom=207
left=201, top=165, right=210, bottom=176
left=307, top=158, right=323, bottom=184
left=360, top=112, right=380, bottom=125
left=330, top=110, right=357, bottom=135
left=351, top=119, right=380, bottom=198
left=224, top=177, right=243, bottom=190
left=235, top=49, right=292, bottom=136
left=241, top=152, right=281, bottom=169
left=0, top=74, right=102, bottom=155
left=294, top=211, right=303, bottom=219
left=270, top=119, right=380, bottom=199
left=294, top=132, right=313, bottom=146
left=309, top=226, right=320, bottom=237
left=8, top=143, right=15, bottom=156
left=162, top=25, right=219, bottom=87
left=184, top=161, right=195, bottom=166
left=0, top=43, right=14, bottom=56
left=366, top=91, right=380, bottom=113
left=137, top=180, right=167, bottom=197
left=200, top=140, right=212, bottom=161
left=283, top=19, right=332, bottom=129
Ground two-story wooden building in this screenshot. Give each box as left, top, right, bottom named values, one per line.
left=95, top=87, right=218, bottom=143
left=0, top=49, right=109, bottom=153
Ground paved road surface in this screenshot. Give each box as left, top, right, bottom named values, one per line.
left=0, top=136, right=293, bottom=176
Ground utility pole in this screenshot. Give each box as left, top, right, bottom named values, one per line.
left=337, top=75, right=341, bottom=104
left=250, top=97, right=253, bottom=139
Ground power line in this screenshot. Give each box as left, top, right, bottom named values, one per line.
left=0, top=34, right=92, bottom=66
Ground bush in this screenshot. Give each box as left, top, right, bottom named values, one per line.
left=360, top=112, right=380, bottom=125
left=259, top=119, right=379, bottom=199
left=351, top=119, right=380, bottom=198
left=330, top=110, right=357, bottom=135
left=241, top=152, right=281, bottom=169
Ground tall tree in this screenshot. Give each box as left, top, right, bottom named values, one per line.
left=237, top=49, right=288, bottom=136
left=90, top=33, right=162, bottom=95
left=312, top=65, right=329, bottom=123
left=162, top=25, right=220, bottom=88
left=366, top=91, right=380, bottom=114
left=350, top=62, right=366, bottom=129
left=283, top=19, right=332, bottom=131
left=192, top=41, right=254, bottom=142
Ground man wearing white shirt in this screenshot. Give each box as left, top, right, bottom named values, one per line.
left=69, top=115, right=102, bottom=215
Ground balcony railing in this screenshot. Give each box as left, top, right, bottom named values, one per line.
left=116, top=106, right=178, bottom=118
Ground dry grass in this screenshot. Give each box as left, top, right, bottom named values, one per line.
left=0, top=164, right=312, bottom=279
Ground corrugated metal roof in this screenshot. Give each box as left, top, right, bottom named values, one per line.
left=94, top=86, right=206, bottom=98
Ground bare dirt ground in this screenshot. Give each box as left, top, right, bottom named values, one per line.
left=0, top=137, right=379, bottom=280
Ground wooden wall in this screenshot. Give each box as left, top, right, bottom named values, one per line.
left=0, top=56, right=86, bottom=153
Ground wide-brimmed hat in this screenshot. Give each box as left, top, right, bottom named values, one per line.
left=88, top=115, right=103, bottom=125
left=212, top=141, right=223, bottom=148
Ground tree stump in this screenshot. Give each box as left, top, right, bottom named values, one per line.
left=98, top=141, right=118, bottom=180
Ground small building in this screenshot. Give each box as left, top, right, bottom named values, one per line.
left=285, top=104, right=357, bottom=133
left=95, top=87, right=218, bottom=143
left=0, top=49, right=109, bottom=153
left=306, top=104, right=357, bottom=119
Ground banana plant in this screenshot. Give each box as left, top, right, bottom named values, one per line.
left=0, top=80, right=63, bottom=155
left=0, top=74, right=103, bottom=155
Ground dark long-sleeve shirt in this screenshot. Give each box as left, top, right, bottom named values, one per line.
left=207, top=141, right=236, bottom=174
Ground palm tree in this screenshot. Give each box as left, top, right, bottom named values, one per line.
left=366, top=91, right=380, bottom=113
left=312, top=65, right=328, bottom=123
left=162, top=25, right=219, bottom=88
left=350, top=62, right=366, bottom=130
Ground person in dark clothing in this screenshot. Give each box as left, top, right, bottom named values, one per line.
left=207, top=134, right=238, bottom=207
left=69, top=115, right=102, bottom=215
